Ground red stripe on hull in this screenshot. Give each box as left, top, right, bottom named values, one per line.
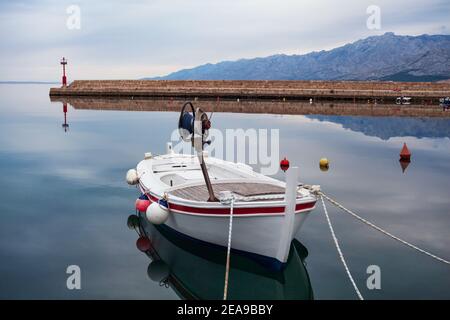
left=145, top=192, right=315, bottom=215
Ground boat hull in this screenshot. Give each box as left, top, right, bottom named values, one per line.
left=147, top=198, right=313, bottom=270
left=133, top=152, right=317, bottom=270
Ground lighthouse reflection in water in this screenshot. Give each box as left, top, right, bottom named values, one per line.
left=127, top=212, right=313, bottom=300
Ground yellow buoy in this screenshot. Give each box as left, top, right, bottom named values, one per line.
left=319, top=158, right=329, bottom=171
left=319, top=158, right=329, bottom=167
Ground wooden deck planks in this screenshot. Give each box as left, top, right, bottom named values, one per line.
left=169, top=182, right=285, bottom=202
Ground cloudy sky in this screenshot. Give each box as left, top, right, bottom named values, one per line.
left=0, top=0, right=448, bottom=81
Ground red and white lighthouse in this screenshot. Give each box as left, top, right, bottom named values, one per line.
left=60, top=57, right=68, bottom=87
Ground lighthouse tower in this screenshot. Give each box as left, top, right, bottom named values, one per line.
left=60, top=57, right=68, bottom=87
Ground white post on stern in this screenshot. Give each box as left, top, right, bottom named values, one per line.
left=276, top=166, right=298, bottom=264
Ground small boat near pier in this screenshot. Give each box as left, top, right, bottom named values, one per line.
left=127, top=102, right=317, bottom=270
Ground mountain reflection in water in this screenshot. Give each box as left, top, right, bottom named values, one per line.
left=308, top=115, right=450, bottom=140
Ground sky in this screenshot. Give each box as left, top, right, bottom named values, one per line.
left=0, top=0, right=449, bottom=81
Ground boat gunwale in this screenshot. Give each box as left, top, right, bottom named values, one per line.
left=137, top=152, right=317, bottom=216
left=139, top=182, right=317, bottom=217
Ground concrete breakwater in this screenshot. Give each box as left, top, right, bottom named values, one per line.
left=50, top=96, right=450, bottom=117
left=49, top=80, right=450, bottom=103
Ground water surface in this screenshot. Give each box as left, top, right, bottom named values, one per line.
left=0, top=84, right=449, bottom=299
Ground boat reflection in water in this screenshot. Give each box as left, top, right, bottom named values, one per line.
left=129, top=212, right=314, bottom=300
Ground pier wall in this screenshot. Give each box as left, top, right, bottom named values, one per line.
left=49, top=80, right=450, bottom=102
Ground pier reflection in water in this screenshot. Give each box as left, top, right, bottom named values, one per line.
left=50, top=96, right=450, bottom=118
left=130, top=213, right=313, bottom=300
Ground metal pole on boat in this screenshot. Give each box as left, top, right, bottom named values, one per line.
left=197, top=151, right=218, bottom=202
left=193, top=108, right=218, bottom=202
left=276, top=166, right=298, bottom=264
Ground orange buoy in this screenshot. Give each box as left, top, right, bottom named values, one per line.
left=135, top=194, right=150, bottom=212
left=135, top=198, right=150, bottom=212
left=280, top=157, right=290, bottom=172
left=399, top=143, right=411, bottom=161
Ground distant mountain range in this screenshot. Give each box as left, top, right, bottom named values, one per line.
left=150, top=32, right=450, bottom=82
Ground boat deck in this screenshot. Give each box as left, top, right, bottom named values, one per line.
left=169, top=182, right=285, bottom=202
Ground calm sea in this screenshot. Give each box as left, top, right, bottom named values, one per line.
left=0, top=84, right=449, bottom=299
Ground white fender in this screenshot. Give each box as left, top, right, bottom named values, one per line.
left=146, top=202, right=169, bottom=225
left=126, top=169, right=139, bottom=185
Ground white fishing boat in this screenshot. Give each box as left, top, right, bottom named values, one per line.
left=126, top=102, right=317, bottom=270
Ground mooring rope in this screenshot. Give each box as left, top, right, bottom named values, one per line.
left=320, top=195, right=364, bottom=300
left=319, top=191, right=450, bottom=266
left=223, top=196, right=235, bottom=300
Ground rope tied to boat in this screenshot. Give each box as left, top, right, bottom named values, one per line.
left=320, top=191, right=450, bottom=266
left=219, top=192, right=235, bottom=300
left=304, top=185, right=450, bottom=266
left=320, top=195, right=364, bottom=300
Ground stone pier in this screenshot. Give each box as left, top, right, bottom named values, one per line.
left=49, top=80, right=450, bottom=103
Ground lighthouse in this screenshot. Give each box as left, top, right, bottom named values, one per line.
left=60, top=57, right=68, bottom=87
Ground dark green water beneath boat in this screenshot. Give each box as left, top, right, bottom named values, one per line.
left=0, top=84, right=449, bottom=299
